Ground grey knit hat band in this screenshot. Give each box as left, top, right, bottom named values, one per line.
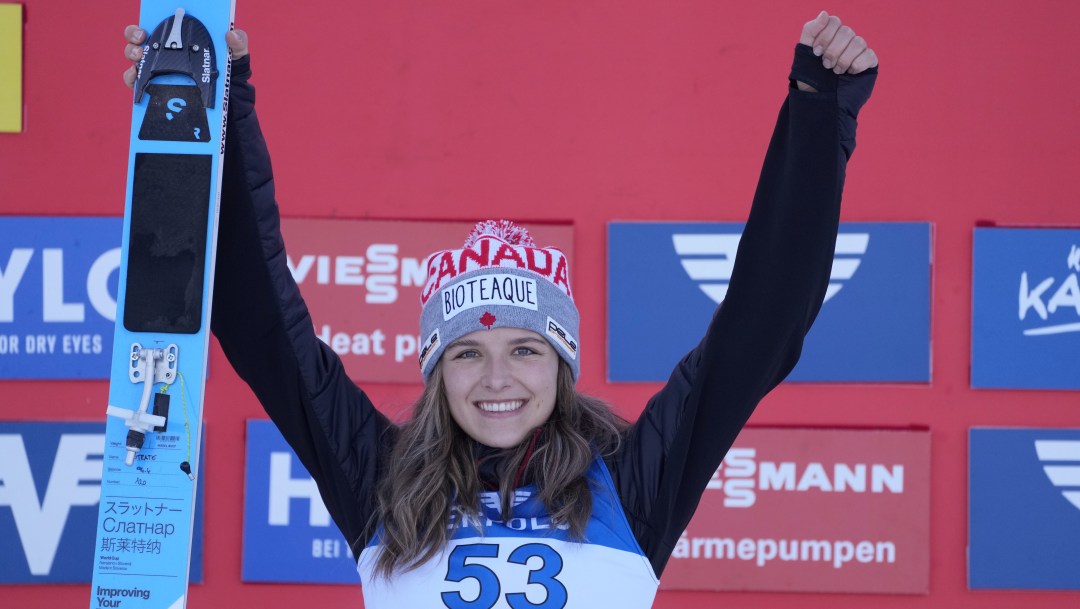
left=419, top=267, right=580, bottom=381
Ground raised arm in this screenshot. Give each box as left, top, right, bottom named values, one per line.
left=611, top=13, right=878, bottom=576
left=122, top=26, right=397, bottom=555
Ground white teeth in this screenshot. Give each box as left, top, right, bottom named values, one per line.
left=477, top=400, right=524, bottom=413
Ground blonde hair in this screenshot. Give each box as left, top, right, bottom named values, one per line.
left=371, top=359, right=625, bottom=579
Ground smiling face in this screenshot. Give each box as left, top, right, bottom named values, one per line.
left=440, top=327, right=560, bottom=449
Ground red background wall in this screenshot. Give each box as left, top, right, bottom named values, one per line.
left=2, top=0, right=1079, bottom=607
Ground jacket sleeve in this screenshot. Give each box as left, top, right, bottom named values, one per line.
left=609, top=44, right=877, bottom=577
left=210, top=56, right=397, bottom=556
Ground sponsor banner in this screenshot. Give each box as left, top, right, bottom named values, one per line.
left=242, top=419, right=359, bottom=584
left=0, top=422, right=203, bottom=584
left=972, top=228, right=1080, bottom=389
left=663, top=428, right=929, bottom=593
left=969, top=428, right=1080, bottom=589
left=607, top=222, right=931, bottom=382
left=0, top=217, right=121, bottom=379
left=280, top=219, right=572, bottom=384
left=0, top=217, right=570, bottom=382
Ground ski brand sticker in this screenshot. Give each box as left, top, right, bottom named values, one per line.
left=546, top=316, right=578, bottom=360
left=418, top=329, right=440, bottom=370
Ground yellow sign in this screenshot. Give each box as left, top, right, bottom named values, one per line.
left=0, top=3, right=24, bottom=133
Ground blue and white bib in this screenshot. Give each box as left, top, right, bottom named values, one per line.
left=357, top=457, right=659, bottom=608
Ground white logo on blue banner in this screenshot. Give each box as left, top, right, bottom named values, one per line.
left=0, top=422, right=202, bottom=583
left=608, top=222, right=930, bottom=382
left=673, top=233, right=870, bottom=305
left=242, top=419, right=359, bottom=584
left=972, top=228, right=1080, bottom=389
left=969, top=428, right=1080, bottom=589
left=1036, top=440, right=1080, bottom=510
left=0, top=217, right=122, bottom=379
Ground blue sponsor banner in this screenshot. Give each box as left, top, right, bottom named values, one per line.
left=969, top=428, right=1080, bottom=589
left=0, top=421, right=203, bottom=584
left=0, top=217, right=121, bottom=379
left=243, top=419, right=359, bottom=584
left=607, top=222, right=931, bottom=382
left=972, top=228, right=1080, bottom=390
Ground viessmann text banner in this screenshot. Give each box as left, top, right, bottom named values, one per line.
left=662, top=428, right=930, bottom=594
left=281, top=219, right=573, bottom=384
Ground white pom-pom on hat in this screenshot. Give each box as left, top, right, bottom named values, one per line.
left=464, top=219, right=536, bottom=248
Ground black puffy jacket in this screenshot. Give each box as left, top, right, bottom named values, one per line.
left=210, top=44, right=876, bottom=578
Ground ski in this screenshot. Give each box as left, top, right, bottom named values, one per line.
left=90, top=3, right=235, bottom=608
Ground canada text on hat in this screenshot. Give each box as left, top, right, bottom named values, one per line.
left=420, top=221, right=572, bottom=306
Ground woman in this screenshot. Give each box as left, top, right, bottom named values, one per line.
left=123, top=10, right=877, bottom=607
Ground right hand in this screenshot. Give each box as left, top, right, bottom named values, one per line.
left=122, top=25, right=249, bottom=89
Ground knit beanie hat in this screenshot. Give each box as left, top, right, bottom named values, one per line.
left=418, top=220, right=580, bottom=382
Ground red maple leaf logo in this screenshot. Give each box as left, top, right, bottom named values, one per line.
left=479, top=312, right=497, bottom=328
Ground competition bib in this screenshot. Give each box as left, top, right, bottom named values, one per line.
left=357, top=459, right=658, bottom=608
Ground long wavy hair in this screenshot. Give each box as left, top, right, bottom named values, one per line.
left=371, top=358, right=626, bottom=579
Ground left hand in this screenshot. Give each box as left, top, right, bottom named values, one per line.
left=800, top=11, right=878, bottom=75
